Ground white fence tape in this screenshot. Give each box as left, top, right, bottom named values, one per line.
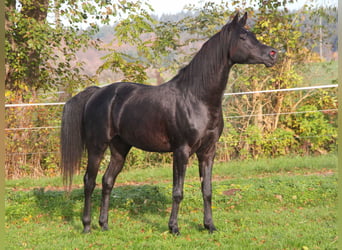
left=5, top=84, right=337, bottom=108
left=5, top=102, right=65, bottom=108
left=5, top=83, right=337, bottom=157
left=223, top=84, right=337, bottom=96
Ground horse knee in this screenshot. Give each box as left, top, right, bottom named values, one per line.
left=102, top=176, right=114, bottom=193
left=202, top=186, right=212, bottom=201
left=172, top=190, right=183, bottom=203
left=84, top=173, right=96, bottom=193
left=203, top=193, right=212, bottom=202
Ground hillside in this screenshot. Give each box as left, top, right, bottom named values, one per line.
left=75, top=9, right=337, bottom=86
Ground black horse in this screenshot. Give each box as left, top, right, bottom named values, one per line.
left=60, top=13, right=277, bottom=235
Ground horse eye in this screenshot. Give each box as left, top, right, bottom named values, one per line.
left=240, top=32, right=247, bottom=40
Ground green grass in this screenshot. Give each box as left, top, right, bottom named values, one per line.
left=5, top=155, right=337, bottom=249
left=6, top=154, right=336, bottom=190
left=299, top=61, right=337, bottom=86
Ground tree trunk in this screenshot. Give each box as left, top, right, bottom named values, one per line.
left=5, top=0, right=49, bottom=89
left=22, top=0, right=49, bottom=87
left=155, top=69, right=165, bottom=85
left=253, top=92, right=263, bottom=129
left=273, top=93, right=284, bottom=131
left=5, top=0, right=16, bottom=87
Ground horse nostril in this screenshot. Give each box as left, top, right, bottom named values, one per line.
left=269, top=50, right=277, bottom=58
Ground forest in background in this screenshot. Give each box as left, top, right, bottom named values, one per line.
left=86, top=8, right=338, bottom=85
left=5, top=0, right=338, bottom=178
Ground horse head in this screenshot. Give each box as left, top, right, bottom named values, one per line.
left=228, top=12, right=277, bottom=67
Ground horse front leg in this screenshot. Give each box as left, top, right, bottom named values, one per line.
left=197, top=144, right=217, bottom=233
left=168, top=147, right=190, bottom=235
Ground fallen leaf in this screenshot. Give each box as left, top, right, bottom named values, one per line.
left=223, top=189, right=241, bottom=196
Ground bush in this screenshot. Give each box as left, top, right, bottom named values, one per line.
left=5, top=87, right=337, bottom=179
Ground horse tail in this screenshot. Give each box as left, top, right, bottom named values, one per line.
left=60, top=86, right=100, bottom=188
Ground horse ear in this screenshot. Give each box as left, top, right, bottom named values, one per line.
left=231, top=13, right=239, bottom=25
left=239, top=12, right=248, bottom=26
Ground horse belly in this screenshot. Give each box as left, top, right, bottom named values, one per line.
left=132, top=131, right=171, bottom=152
left=117, top=111, right=172, bottom=152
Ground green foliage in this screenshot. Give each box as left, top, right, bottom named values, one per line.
left=6, top=0, right=92, bottom=92
left=5, top=0, right=337, bottom=178
left=5, top=68, right=337, bottom=178
left=5, top=0, right=154, bottom=92
left=104, top=6, right=183, bottom=79
left=124, top=149, right=173, bottom=170
left=98, top=51, right=148, bottom=83
left=5, top=93, right=62, bottom=178
left=283, top=104, right=337, bottom=153
left=263, top=128, right=297, bottom=156
left=218, top=88, right=337, bottom=161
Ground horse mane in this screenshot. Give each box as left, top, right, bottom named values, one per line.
left=170, top=21, right=236, bottom=97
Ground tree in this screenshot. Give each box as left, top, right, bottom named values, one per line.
left=5, top=0, right=155, bottom=94
left=98, top=8, right=185, bottom=85
left=6, top=0, right=50, bottom=90
left=5, top=0, right=337, bottom=177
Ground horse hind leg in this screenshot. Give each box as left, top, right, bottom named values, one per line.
left=82, top=146, right=106, bottom=233
left=99, top=141, right=131, bottom=231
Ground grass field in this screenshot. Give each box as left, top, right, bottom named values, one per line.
left=5, top=154, right=337, bottom=249
left=300, top=61, right=338, bottom=86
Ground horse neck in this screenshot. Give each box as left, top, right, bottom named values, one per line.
left=174, top=32, right=233, bottom=107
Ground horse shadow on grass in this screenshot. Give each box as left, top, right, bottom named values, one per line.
left=33, top=184, right=171, bottom=232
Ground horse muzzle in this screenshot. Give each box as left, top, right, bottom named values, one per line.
left=264, top=48, right=278, bottom=67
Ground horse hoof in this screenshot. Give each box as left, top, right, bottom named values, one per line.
left=83, top=227, right=91, bottom=234
left=169, top=227, right=180, bottom=235
left=205, top=224, right=217, bottom=233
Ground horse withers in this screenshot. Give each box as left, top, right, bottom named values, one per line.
left=60, top=12, right=277, bottom=235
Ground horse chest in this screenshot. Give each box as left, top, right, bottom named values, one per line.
left=173, top=103, right=222, bottom=146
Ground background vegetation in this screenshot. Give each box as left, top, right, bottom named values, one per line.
left=5, top=0, right=337, bottom=179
